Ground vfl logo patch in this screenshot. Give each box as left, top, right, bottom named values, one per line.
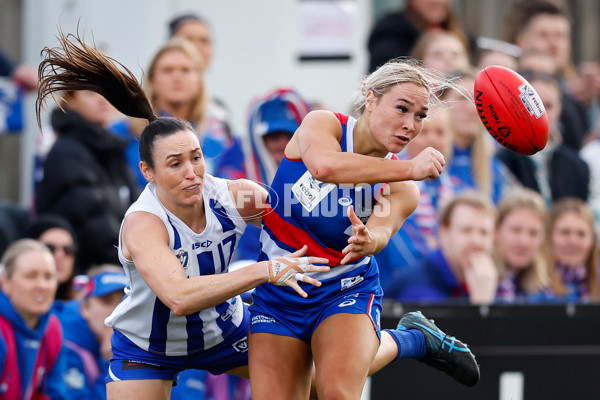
left=341, top=276, right=364, bottom=291
left=233, top=337, right=248, bottom=353
left=176, top=249, right=188, bottom=269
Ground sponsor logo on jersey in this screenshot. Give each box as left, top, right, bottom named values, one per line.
left=341, top=275, right=364, bottom=291
left=192, top=240, right=213, bottom=249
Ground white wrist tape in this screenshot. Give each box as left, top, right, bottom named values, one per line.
left=267, top=257, right=309, bottom=285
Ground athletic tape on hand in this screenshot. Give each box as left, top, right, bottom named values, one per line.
left=267, top=257, right=309, bottom=285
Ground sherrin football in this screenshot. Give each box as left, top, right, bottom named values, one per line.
left=474, top=65, right=548, bottom=155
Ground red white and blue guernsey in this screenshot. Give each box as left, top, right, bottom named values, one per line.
left=253, top=113, right=392, bottom=311
left=105, top=174, right=247, bottom=356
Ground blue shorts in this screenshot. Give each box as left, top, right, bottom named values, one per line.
left=249, top=291, right=382, bottom=343
left=106, top=307, right=250, bottom=384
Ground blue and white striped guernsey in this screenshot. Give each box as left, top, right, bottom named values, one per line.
left=105, top=174, right=247, bottom=356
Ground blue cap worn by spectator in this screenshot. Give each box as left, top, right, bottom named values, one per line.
left=245, top=87, right=311, bottom=184
left=254, top=98, right=302, bottom=137
left=81, top=271, right=127, bottom=298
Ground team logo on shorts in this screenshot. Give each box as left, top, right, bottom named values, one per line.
left=233, top=337, right=248, bottom=353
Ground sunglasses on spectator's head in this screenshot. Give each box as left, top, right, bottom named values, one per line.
left=44, top=243, right=77, bottom=256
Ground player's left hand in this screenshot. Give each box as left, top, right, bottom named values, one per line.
left=341, top=205, right=376, bottom=265
left=266, top=246, right=330, bottom=298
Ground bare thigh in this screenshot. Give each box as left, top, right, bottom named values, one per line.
left=106, top=379, right=172, bottom=400
left=226, top=365, right=250, bottom=379
left=312, top=313, right=379, bottom=400
left=248, top=332, right=313, bottom=400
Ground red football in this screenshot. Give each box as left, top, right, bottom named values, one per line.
left=474, top=65, right=548, bottom=155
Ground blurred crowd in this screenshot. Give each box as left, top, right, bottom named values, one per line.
left=1, top=0, right=600, bottom=398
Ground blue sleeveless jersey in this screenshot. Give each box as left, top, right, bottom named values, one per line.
left=254, top=113, right=390, bottom=309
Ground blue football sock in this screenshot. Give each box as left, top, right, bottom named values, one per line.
left=383, top=328, right=426, bottom=362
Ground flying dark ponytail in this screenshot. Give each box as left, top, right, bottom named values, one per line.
left=36, top=30, right=157, bottom=128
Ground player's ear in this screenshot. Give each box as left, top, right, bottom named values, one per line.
left=140, top=161, right=154, bottom=182
left=365, top=91, right=376, bottom=112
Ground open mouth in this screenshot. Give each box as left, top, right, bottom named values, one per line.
left=184, top=184, right=200, bottom=191
left=395, top=135, right=410, bottom=144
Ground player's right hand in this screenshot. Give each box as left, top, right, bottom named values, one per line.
left=409, top=147, right=445, bottom=180
left=265, top=245, right=329, bottom=298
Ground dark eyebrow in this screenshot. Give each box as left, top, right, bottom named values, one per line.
left=165, top=147, right=201, bottom=160
left=396, top=98, right=428, bottom=112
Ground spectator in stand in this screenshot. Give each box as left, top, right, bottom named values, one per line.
left=57, top=265, right=127, bottom=400
left=112, top=36, right=245, bottom=188
left=376, top=105, right=466, bottom=295
left=0, top=239, right=67, bottom=399
left=545, top=198, right=600, bottom=302
left=0, top=200, right=30, bottom=257
left=35, top=87, right=139, bottom=273
left=443, top=69, right=513, bottom=204
left=113, top=37, right=207, bottom=189
left=411, top=30, right=471, bottom=75
left=24, top=214, right=79, bottom=302
left=168, top=13, right=245, bottom=181
left=474, top=37, right=521, bottom=71
left=367, top=0, right=474, bottom=73
left=494, top=188, right=551, bottom=303
left=245, top=87, right=312, bottom=186
left=580, top=119, right=600, bottom=233
left=232, top=87, right=312, bottom=265
left=0, top=48, right=37, bottom=91
left=497, top=75, right=590, bottom=204
left=0, top=48, right=35, bottom=134
left=504, top=0, right=594, bottom=151
left=386, top=191, right=499, bottom=305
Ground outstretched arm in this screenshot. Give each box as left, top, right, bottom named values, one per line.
left=122, top=212, right=329, bottom=316
left=289, top=110, right=444, bottom=185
